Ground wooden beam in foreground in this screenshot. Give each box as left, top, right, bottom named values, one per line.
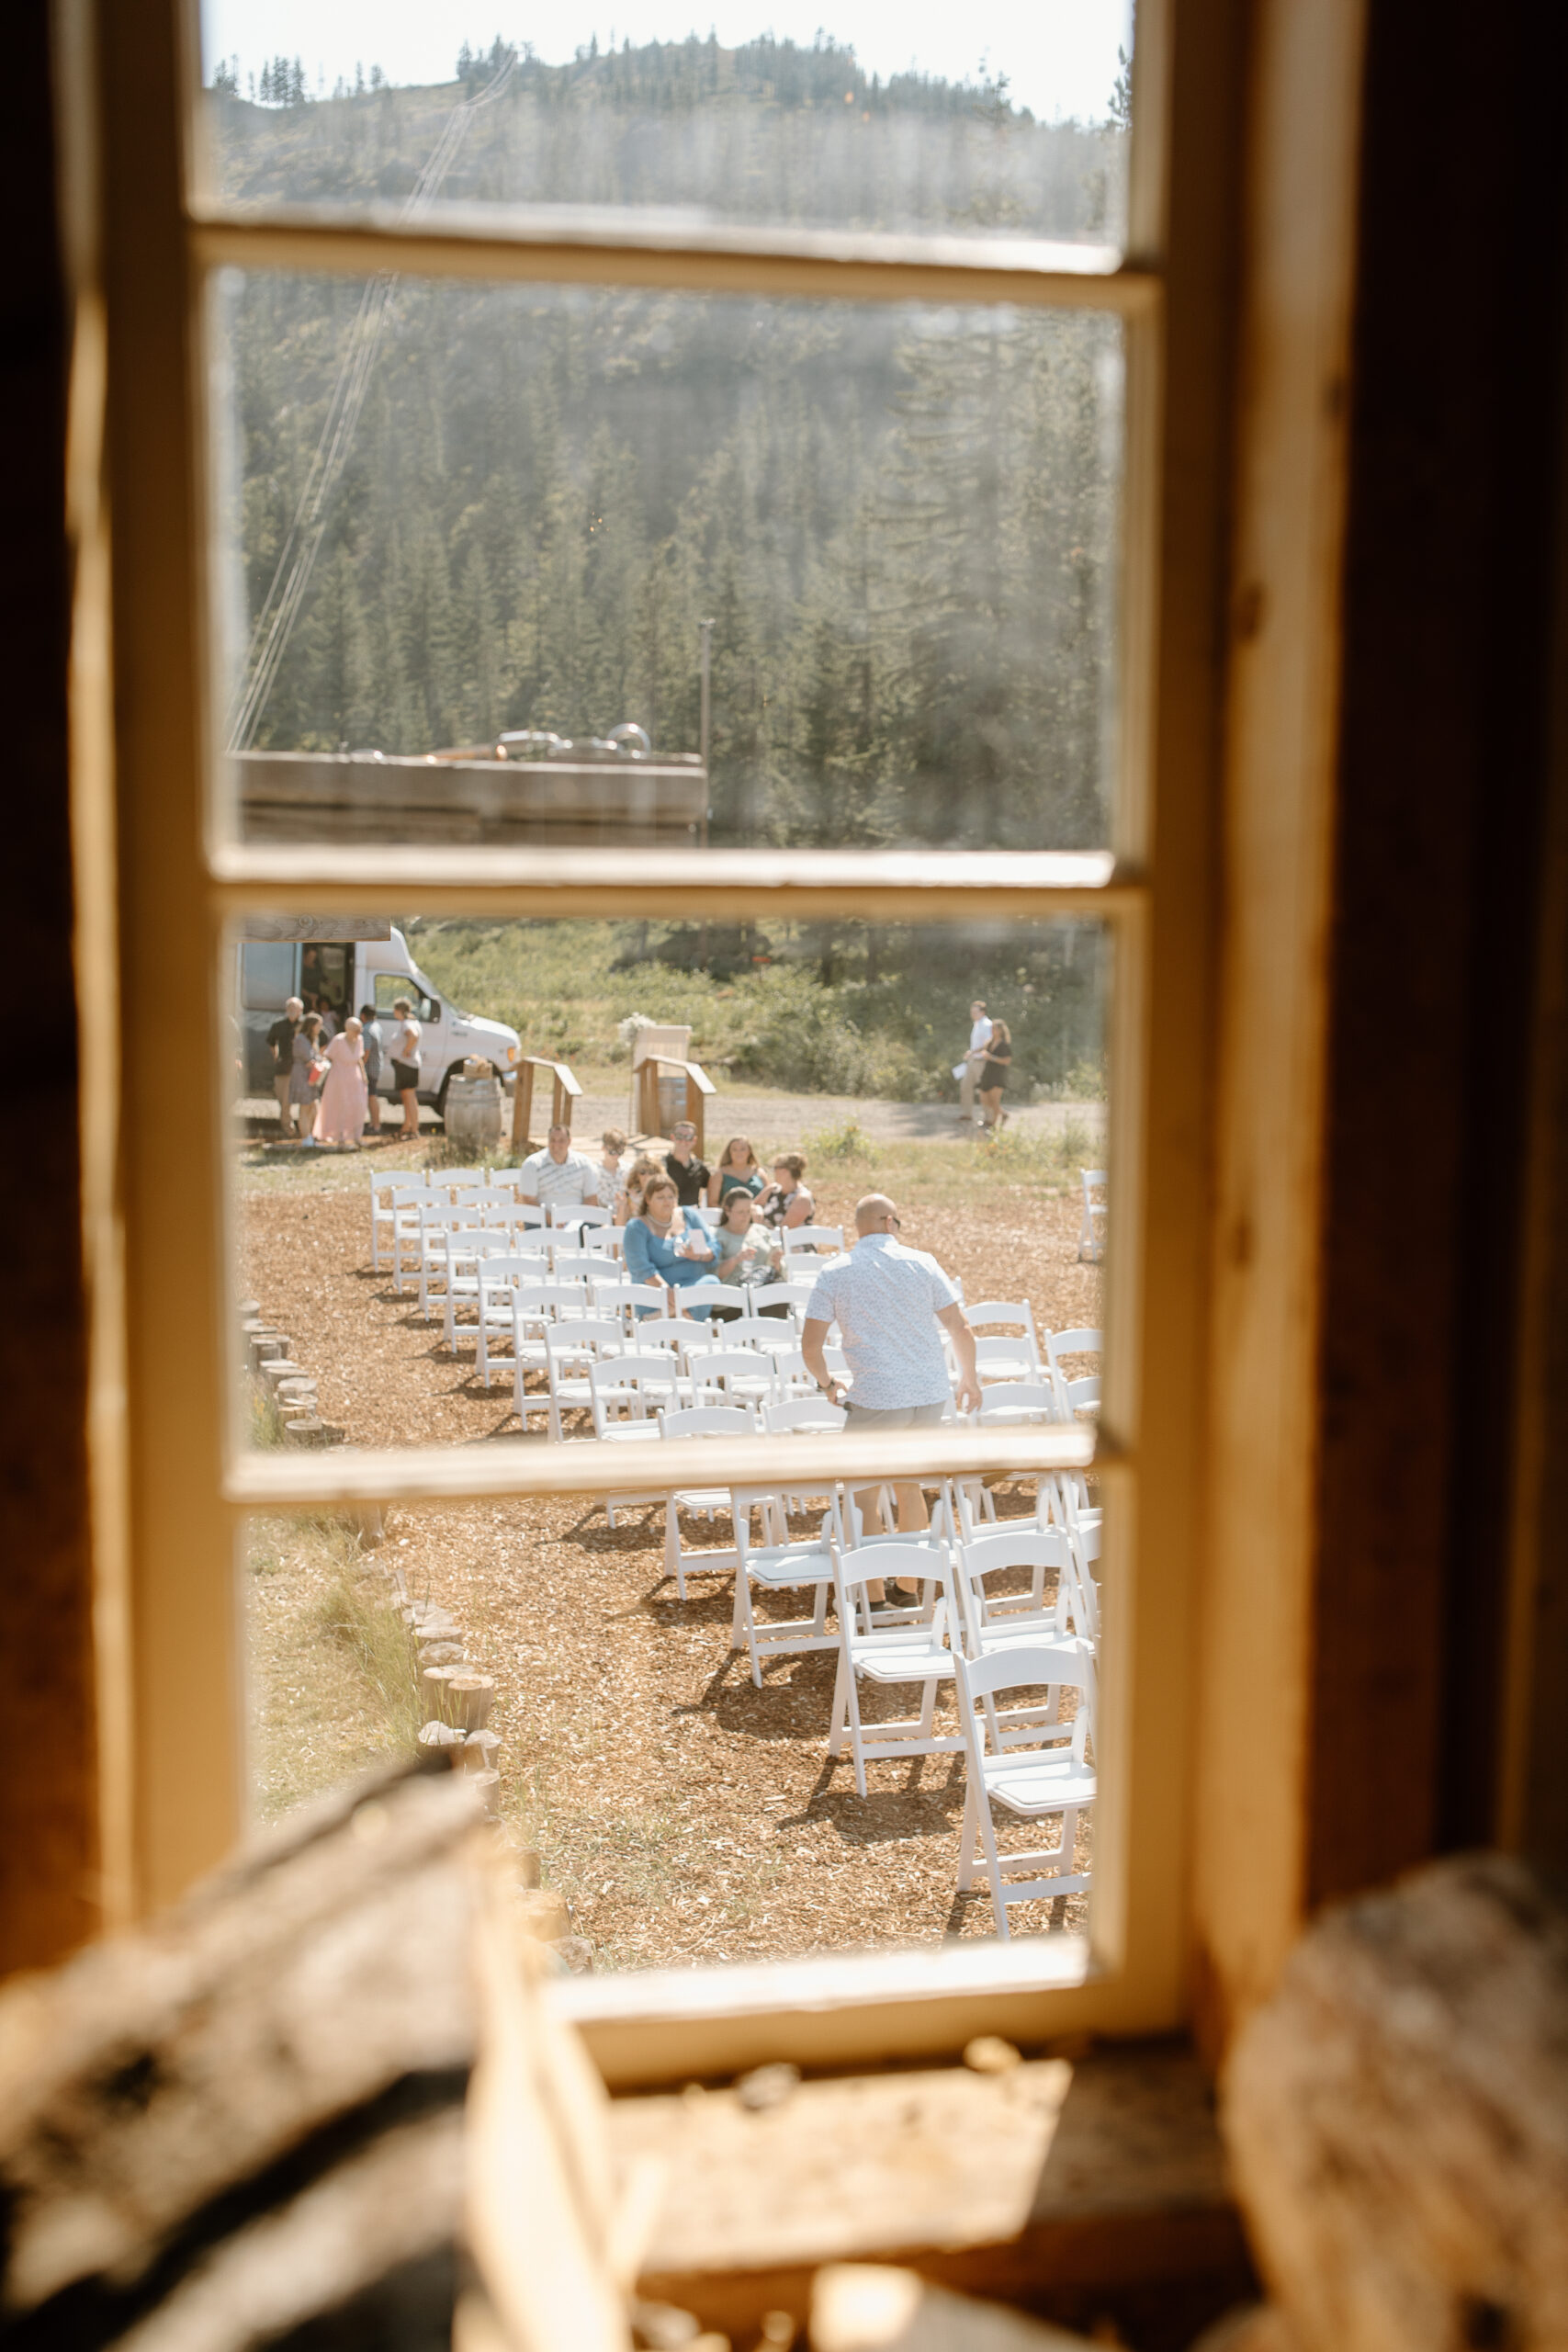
left=612, top=2041, right=1250, bottom=2349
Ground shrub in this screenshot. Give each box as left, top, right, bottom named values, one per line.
left=806, top=1116, right=876, bottom=1164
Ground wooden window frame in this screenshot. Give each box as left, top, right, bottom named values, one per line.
left=72, top=0, right=1369, bottom=2082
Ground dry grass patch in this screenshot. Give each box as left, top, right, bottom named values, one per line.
left=244, top=1514, right=423, bottom=1824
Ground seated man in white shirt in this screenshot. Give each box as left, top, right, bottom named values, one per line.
left=802, top=1193, right=980, bottom=1604
left=518, top=1124, right=601, bottom=1220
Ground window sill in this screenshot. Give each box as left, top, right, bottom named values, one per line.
left=606, top=2037, right=1249, bottom=2348
left=553, top=1936, right=1098, bottom=2087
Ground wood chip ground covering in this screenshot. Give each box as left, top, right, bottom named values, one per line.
left=240, top=1157, right=1102, bottom=1972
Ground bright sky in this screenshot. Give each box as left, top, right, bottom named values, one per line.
left=201, top=0, right=1132, bottom=123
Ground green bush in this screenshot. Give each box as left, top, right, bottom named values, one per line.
left=410, top=917, right=1106, bottom=1104
left=805, top=1115, right=877, bottom=1163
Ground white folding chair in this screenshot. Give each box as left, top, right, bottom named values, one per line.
left=1051, top=1476, right=1102, bottom=1645
left=670, top=1322, right=724, bottom=1370
left=837, top=1487, right=956, bottom=1564
left=541, top=1318, right=625, bottom=1441
left=770, top=1343, right=849, bottom=1403
left=953, top=1531, right=1089, bottom=1754
left=591, top=1279, right=670, bottom=1336
left=548, top=1201, right=611, bottom=1229
left=656, top=1403, right=756, bottom=1597
left=508, top=1283, right=594, bottom=1420
left=756, top=1401, right=850, bottom=1531
left=586, top=1226, right=625, bottom=1260
left=628, top=1315, right=691, bottom=1358
left=973, top=1334, right=1047, bottom=1388
left=589, top=1352, right=683, bottom=1432
left=1046, top=1328, right=1102, bottom=1421
left=689, top=1348, right=777, bottom=1411
left=387, top=1181, right=438, bottom=1294
left=828, top=1542, right=961, bottom=1795
left=976, top=1381, right=1064, bottom=1428
left=750, top=1279, right=817, bottom=1327
left=1077, top=1171, right=1108, bottom=1263
left=369, top=1173, right=425, bottom=1273
left=471, top=1254, right=552, bottom=1382
left=549, top=1247, right=607, bottom=1283
left=581, top=1358, right=673, bottom=1526
left=783, top=1226, right=845, bottom=1263
left=728, top=1484, right=846, bottom=1686
left=762, top=1396, right=847, bottom=1435
left=723, top=1312, right=800, bottom=1355
left=681, top=1282, right=750, bottom=1321
left=953, top=1644, right=1097, bottom=1936
left=435, top=1225, right=515, bottom=1333
left=963, top=1302, right=1043, bottom=1383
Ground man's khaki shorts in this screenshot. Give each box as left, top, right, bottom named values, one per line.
left=841, top=1398, right=948, bottom=1430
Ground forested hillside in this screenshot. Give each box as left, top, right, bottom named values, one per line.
left=212, top=45, right=1126, bottom=853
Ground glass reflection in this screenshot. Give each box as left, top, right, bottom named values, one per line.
left=200, top=6, right=1133, bottom=248
left=212, top=277, right=1122, bottom=851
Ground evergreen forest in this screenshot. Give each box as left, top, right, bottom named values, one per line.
left=214, top=41, right=1128, bottom=854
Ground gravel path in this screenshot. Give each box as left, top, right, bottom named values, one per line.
left=238, top=1091, right=1107, bottom=1148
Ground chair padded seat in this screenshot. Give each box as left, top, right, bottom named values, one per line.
left=981, top=1753, right=1097, bottom=1815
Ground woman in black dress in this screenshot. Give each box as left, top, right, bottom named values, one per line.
left=978, top=1018, right=1013, bottom=1133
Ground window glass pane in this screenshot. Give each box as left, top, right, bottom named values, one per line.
left=232, top=910, right=1109, bottom=1963
left=244, top=1484, right=1106, bottom=1967
left=228, top=909, right=1108, bottom=1443
left=209, top=275, right=1123, bottom=852
left=198, top=4, right=1133, bottom=252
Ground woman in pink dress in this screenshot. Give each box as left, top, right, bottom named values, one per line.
left=315, top=1016, right=368, bottom=1148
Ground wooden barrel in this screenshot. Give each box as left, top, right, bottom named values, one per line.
left=443, top=1069, right=503, bottom=1150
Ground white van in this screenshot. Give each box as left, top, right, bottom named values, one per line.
left=238, top=923, right=521, bottom=1113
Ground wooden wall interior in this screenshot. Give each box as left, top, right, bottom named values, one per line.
left=1305, top=0, right=1568, bottom=1897
left=6, top=0, right=1568, bottom=2032
left=1, top=0, right=97, bottom=1976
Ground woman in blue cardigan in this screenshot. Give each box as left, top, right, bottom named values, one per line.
left=622, top=1171, right=719, bottom=1317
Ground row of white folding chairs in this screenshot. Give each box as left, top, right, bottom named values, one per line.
left=369, top=1170, right=615, bottom=1278
left=522, top=1329, right=852, bottom=1439
left=419, top=1213, right=629, bottom=1316
left=705, top=1476, right=1099, bottom=1937
left=824, top=1529, right=1097, bottom=1936
left=439, top=1237, right=637, bottom=1343
left=466, top=1273, right=818, bottom=1385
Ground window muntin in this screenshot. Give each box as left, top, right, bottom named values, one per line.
left=197, top=3, right=1133, bottom=254
left=209, top=272, right=1124, bottom=854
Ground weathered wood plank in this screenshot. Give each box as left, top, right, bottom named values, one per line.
left=613, top=2043, right=1247, bottom=2347
left=0, top=1768, right=481, bottom=2337
left=1224, top=1854, right=1568, bottom=2352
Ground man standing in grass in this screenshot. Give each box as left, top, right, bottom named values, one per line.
left=802, top=1193, right=980, bottom=1600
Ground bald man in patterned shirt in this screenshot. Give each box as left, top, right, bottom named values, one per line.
left=802, top=1193, right=980, bottom=1598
